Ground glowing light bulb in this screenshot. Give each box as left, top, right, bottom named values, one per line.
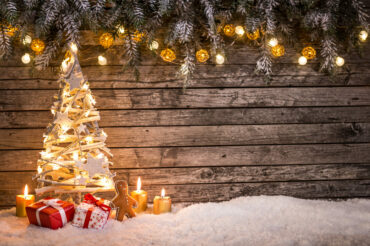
left=40, top=151, right=53, bottom=159
left=235, top=26, right=245, bottom=36
left=215, top=54, right=225, bottom=65
left=117, top=25, right=125, bottom=34
left=51, top=164, right=60, bottom=170
left=61, top=58, right=69, bottom=72
left=268, top=38, right=278, bottom=47
left=61, top=124, right=69, bottom=132
left=137, top=177, right=141, bottom=191
left=23, top=35, right=32, bottom=45
left=149, top=40, right=159, bottom=50
left=51, top=109, right=55, bottom=115
left=82, top=83, right=89, bottom=90
left=161, top=188, right=165, bottom=198
left=70, top=43, right=78, bottom=53
left=98, top=55, right=107, bottom=65
left=298, top=56, right=307, bottom=65
left=59, top=135, right=68, bottom=141
left=37, top=166, right=42, bottom=174
left=21, top=53, right=31, bottom=64
left=359, top=30, right=368, bottom=42
left=85, top=136, right=93, bottom=143
left=73, top=151, right=79, bottom=161
left=336, top=56, right=345, bottom=67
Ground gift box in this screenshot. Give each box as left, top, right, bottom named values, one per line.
left=26, top=198, right=75, bottom=230
left=72, top=194, right=111, bottom=229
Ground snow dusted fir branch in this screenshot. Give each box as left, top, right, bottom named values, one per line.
left=0, top=0, right=369, bottom=79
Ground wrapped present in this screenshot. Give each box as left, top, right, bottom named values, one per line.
left=72, top=193, right=111, bottom=229
left=26, top=198, right=75, bottom=230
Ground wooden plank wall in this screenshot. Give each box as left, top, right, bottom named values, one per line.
left=1, top=30, right=370, bottom=207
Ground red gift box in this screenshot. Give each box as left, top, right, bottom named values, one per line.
left=26, top=198, right=75, bottom=230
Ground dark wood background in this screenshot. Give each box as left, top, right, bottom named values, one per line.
left=1, top=25, right=370, bottom=207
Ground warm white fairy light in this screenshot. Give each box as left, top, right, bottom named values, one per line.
left=59, top=135, right=68, bottom=141
left=85, top=136, right=93, bottom=143
left=82, top=83, right=89, bottom=90
left=70, top=43, right=78, bottom=53
left=22, top=35, right=32, bottom=45
left=40, top=151, right=53, bottom=159
left=117, top=25, right=125, bottom=34
left=149, top=40, right=159, bottom=50
left=73, top=151, right=79, bottom=161
left=359, top=30, right=368, bottom=42
left=235, top=26, right=245, bottom=36
left=51, top=163, right=60, bottom=171
left=37, top=166, right=42, bottom=174
left=21, top=53, right=31, bottom=64
left=102, top=130, right=107, bottom=137
left=101, top=177, right=113, bottom=188
left=98, top=55, right=107, bottom=65
left=61, top=124, right=70, bottom=132
left=268, top=38, right=278, bottom=47
left=298, top=56, right=307, bottom=65
left=51, top=109, right=56, bottom=115
left=61, top=58, right=70, bottom=72
left=336, top=56, right=345, bottom=67
left=85, top=110, right=91, bottom=117
left=215, top=54, right=225, bottom=65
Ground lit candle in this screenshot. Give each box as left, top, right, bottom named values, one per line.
left=153, top=188, right=171, bottom=215
left=16, top=185, right=35, bottom=217
left=130, top=177, right=148, bottom=213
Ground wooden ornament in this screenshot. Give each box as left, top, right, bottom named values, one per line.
left=111, top=180, right=137, bottom=221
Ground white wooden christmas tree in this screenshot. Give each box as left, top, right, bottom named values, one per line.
left=33, top=44, right=115, bottom=197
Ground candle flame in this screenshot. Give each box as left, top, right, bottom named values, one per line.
left=161, top=188, right=165, bottom=197
left=137, top=177, right=141, bottom=191
left=24, top=184, right=28, bottom=197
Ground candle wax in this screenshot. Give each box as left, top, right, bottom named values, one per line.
left=16, top=195, right=35, bottom=217
left=130, top=190, right=148, bottom=213
left=153, top=196, right=171, bottom=215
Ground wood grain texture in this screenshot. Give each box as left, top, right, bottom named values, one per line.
left=0, top=63, right=369, bottom=81
left=119, top=164, right=370, bottom=185
left=1, top=106, right=370, bottom=128
left=1, top=73, right=370, bottom=89
left=2, top=143, right=370, bottom=171
left=4, top=164, right=370, bottom=189
left=2, top=87, right=370, bottom=111
left=0, top=123, right=369, bottom=149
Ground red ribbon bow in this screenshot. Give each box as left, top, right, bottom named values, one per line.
left=83, top=193, right=111, bottom=212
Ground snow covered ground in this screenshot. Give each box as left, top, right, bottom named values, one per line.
left=0, top=196, right=369, bottom=246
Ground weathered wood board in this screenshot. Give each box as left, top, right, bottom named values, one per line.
left=0, top=30, right=369, bottom=206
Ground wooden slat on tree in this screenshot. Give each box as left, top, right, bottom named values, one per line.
left=1, top=143, right=370, bottom=171
left=1, top=106, right=370, bottom=128
left=1, top=179, right=369, bottom=205
left=2, top=87, right=370, bottom=111
left=1, top=123, right=369, bottom=149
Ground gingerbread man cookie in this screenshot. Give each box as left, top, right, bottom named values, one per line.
left=111, top=180, right=137, bottom=221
